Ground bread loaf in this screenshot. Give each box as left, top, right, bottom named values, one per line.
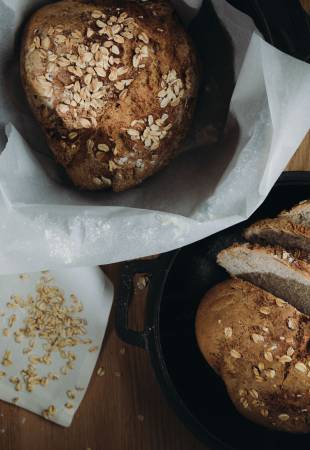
left=217, top=242, right=310, bottom=315
left=21, top=0, right=199, bottom=191
left=195, top=278, right=310, bottom=433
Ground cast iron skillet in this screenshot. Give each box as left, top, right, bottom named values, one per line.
left=115, top=172, right=310, bottom=450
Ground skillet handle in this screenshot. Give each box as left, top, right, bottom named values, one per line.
left=115, top=253, right=176, bottom=350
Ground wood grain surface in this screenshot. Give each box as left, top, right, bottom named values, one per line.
left=1, top=1, right=309, bottom=449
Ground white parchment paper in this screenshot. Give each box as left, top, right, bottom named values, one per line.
left=0, top=0, right=309, bottom=273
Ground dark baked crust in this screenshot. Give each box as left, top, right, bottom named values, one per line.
left=195, top=278, right=310, bottom=433
left=244, top=218, right=310, bottom=252
left=21, top=0, right=199, bottom=191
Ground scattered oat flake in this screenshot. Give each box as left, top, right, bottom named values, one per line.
left=224, top=327, right=232, bottom=338
left=97, top=144, right=109, bottom=152
left=252, top=366, right=259, bottom=375
left=42, top=405, right=56, bottom=419
left=97, top=367, right=105, bottom=377
left=278, top=414, right=289, bottom=421
left=266, top=369, right=276, bottom=379
left=295, top=362, right=307, bottom=373
left=268, top=344, right=277, bottom=352
left=258, top=362, right=264, bottom=371
left=67, top=390, right=76, bottom=400
left=230, top=349, right=241, bottom=359
left=137, top=414, right=144, bottom=422
left=114, top=371, right=121, bottom=377
left=264, top=351, right=273, bottom=362
left=287, top=318, right=297, bottom=330
left=241, top=399, right=248, bottom=408
left=8, top=314, right=16, bottom=328
left=2, top=351, right=12, bottom=367
left=251, top=333, right=264, bottom=343
left=259, top=307, right=270, bottom=315
left=65, top=402, right=74, bottom=409
left=120, top=348, right=126, bottom=355
left=249, top=389, right=258, bottom=399
left=279, top=355, right=292, bottom=364
left=92, top=9, right=103, bottom=18
left=287, top=347, right=295, bottom=357
left=275, top=298, right=286, bottom=307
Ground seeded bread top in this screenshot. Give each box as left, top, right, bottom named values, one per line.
left=21, top=0, right=199, bottom=191
left=196, top=278, right=310, bottom=433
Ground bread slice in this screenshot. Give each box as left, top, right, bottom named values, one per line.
left=217, top=243, right=310, bottom=315
left=244, top=218, right=310, bottom=252
left=279, top=200, right=310, bottom=225
left=195, top=278, right=310, bottom=433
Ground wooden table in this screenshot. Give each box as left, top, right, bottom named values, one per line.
left=2, top=2, right=310, bottom=448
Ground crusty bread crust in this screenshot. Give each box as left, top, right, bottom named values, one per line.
left=244, top=218, right=310, bottom=251
left=21, top=0, right=199, bottom=191
left=279, top=200, right=310, bottom=224
left=195, top=278, right=310, bottom=433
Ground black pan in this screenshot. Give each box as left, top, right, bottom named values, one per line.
left=115, top=172, right=310, bottom=450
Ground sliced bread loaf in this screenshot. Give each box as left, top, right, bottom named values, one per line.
left=279, top=200, right=310, bottom=225
left=244, top=218, right=310, bottom=252
left=217, top=243, right=310, bottom=315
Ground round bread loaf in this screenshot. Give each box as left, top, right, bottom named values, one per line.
left=195, top=278, right=310, bottom=433
left=21, top=0, right=199, bottom=191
